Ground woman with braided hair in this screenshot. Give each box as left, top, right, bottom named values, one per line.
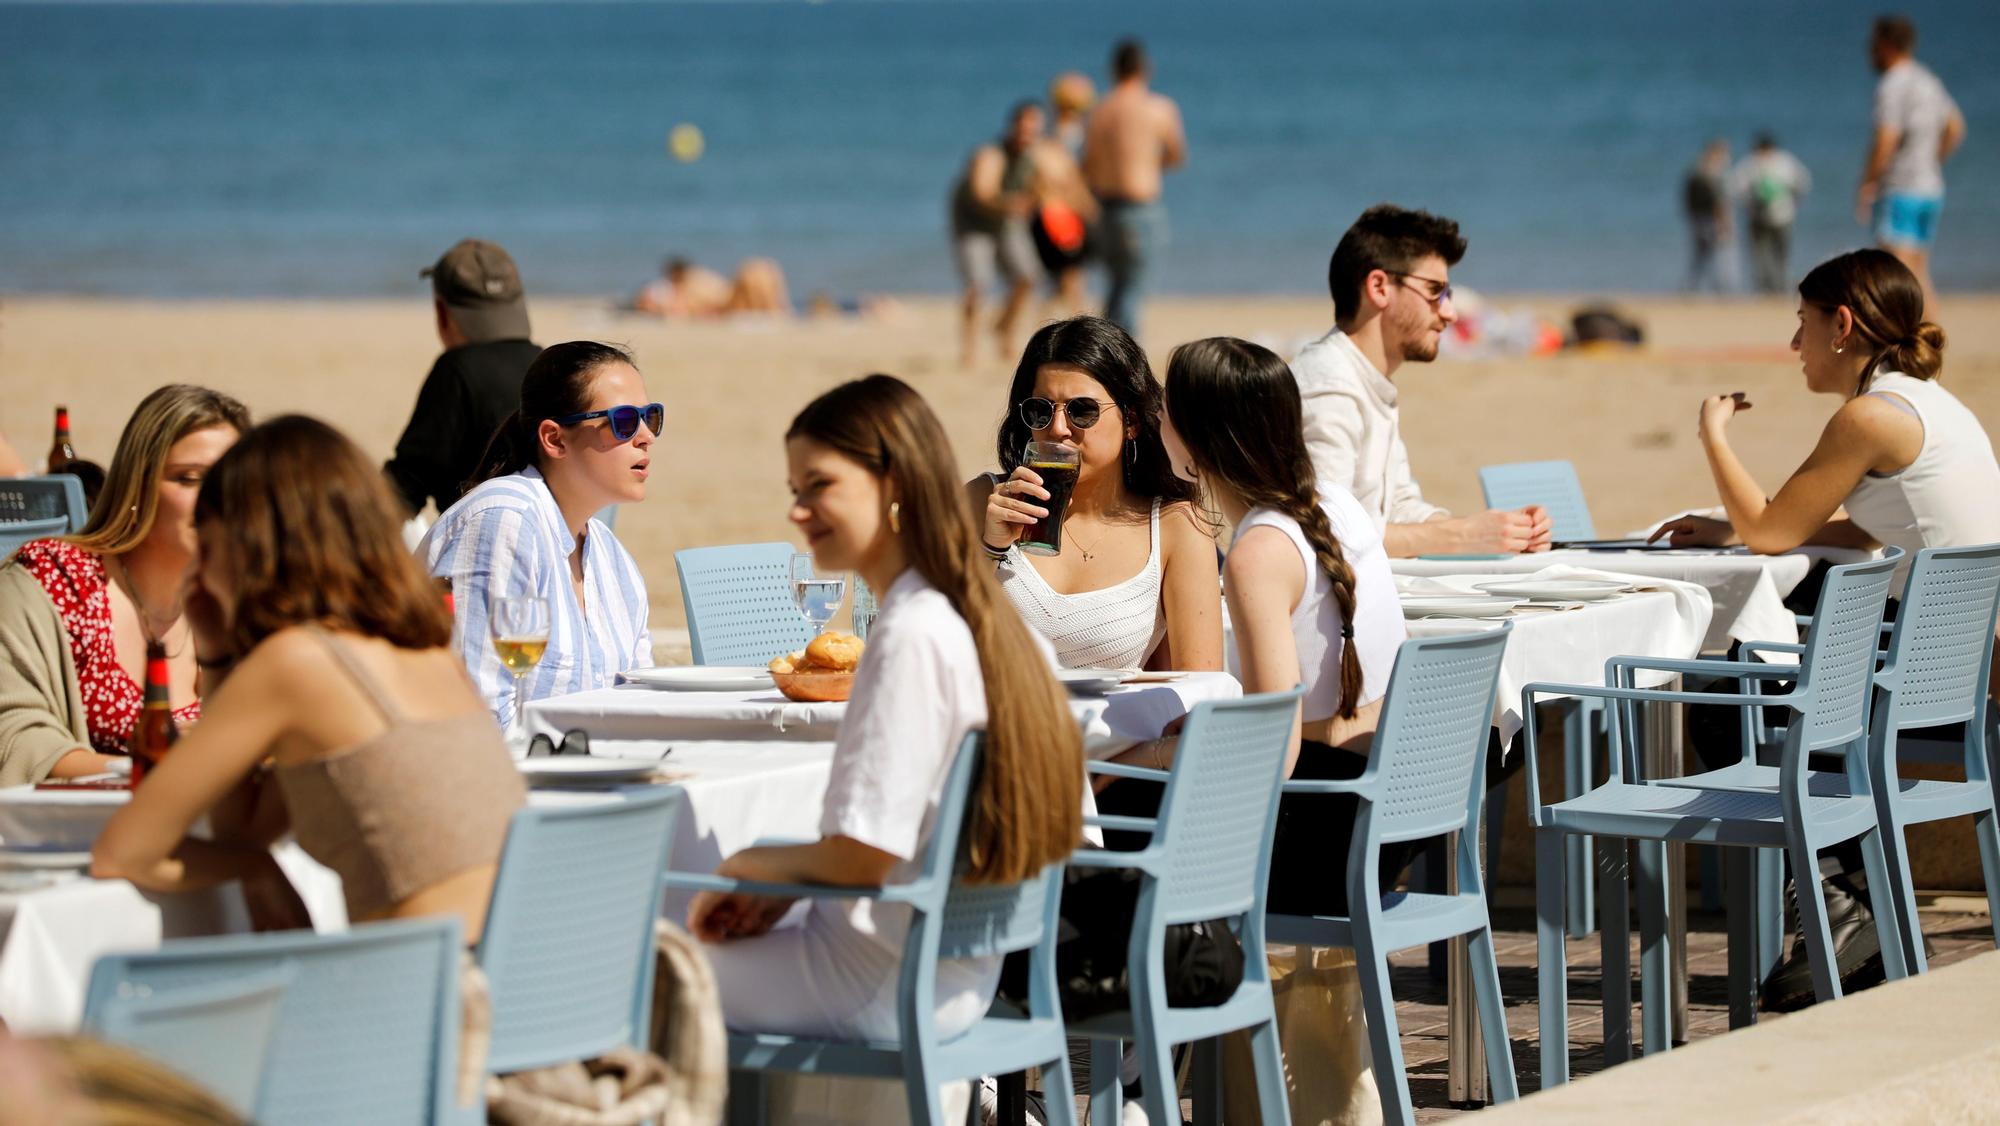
left=1099, top=335, right=1408, bottom=916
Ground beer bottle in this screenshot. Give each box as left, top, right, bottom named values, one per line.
left=47, top=405, right=76, bottom=473
left=130, top=640, right=178, bottom=786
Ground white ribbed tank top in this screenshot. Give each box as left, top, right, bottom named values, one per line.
left=1846, top=371, right=2000, bottom=587
left=999, top=500, right=1167, bottom=669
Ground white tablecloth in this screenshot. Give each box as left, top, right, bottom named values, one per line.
left=525, top=670, right=1244, bottom=761
left=1392, top=547, right=1858, bottom=651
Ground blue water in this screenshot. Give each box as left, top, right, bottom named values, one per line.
left=2, top=0, right=1996, bottom=297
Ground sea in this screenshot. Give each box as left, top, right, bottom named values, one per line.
left=2, top=0, right=1997, bottom=299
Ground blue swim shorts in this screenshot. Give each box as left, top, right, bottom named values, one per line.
left=1874, top=193, right=1944, bottom=250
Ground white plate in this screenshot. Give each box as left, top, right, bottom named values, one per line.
left=621, top=666, right=774, bottom=692
left=1472, top=579, right=1631, bottom=602
left=1118, top=670, right=1187, bottom=684
left=1399, top=595, right=1524, bottom=620
left=0, top=848, right=94, bottom=870
left=1055, top=669, right=1126, bottom=695
left=516, top=758, right=663, bottom=785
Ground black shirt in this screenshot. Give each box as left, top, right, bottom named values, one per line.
left=384, top=338, right=542, bottom=514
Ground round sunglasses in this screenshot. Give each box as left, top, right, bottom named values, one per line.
left=1017, top=396, right=1112, bottom=432
left=552, top=402, right=665, bottom=442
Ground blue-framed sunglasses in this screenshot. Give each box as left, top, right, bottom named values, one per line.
left=552, top=402, right=664, bottom=442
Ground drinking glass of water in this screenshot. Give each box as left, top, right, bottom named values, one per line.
left=791, top=553, right=847, bottom=635
left=489, top=595, right=551, bottom=741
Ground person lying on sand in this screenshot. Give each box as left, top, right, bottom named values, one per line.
left=632, top=256, right=791, bottom=318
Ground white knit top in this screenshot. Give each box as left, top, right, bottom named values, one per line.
left=1844, top=371, right=2000, bottom=587
left=999, top=499, right=1167, bottom=669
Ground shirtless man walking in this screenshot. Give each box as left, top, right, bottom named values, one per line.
left=1082, top=38, right=1185, bottom=337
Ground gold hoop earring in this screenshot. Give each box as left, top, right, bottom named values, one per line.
left=888, top=501, right=902, bottom=535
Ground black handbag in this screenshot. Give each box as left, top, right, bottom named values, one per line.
left=999, top=863, right=1246, bottom=1021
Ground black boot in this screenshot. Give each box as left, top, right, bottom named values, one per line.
left=1759, top=872, right=1883, bottom=1012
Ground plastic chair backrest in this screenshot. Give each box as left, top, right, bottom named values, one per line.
left=476, top=788, right=680, bottom=1074
left=674, top=542, right=818, bottom=666
left=85, top=966, right=293, bottom=1115
left=1880, top=544, right=2000, bottom=729
left=82, top=916, right=463, bottom=1124
left=1367, top=630, right=1513, bottom=844
left=909, top=736, right=1054, bottom=962
left=1478, top=461, right=1596, bottom=542
left=1147, top=689, right=1305, bottom=926
left=1794, top=552, right=1901, bottom=751
left=0, top=474, right=88, bottom=556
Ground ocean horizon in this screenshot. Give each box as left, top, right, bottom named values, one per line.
left=3, top=0, right=1996, bottom=300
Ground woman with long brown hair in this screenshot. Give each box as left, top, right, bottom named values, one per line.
left=688, top=374, right=1083, bottom=1040
left=0, top=384, right=248, bottom=784
left=1146, top=337, right=1408, bottom=916
left=94, top=416, right=524, bottom=942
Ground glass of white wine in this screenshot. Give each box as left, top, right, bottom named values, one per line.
left=790, top=552, right=847, bottom=635
left=490, top=595, right=552, bottom=741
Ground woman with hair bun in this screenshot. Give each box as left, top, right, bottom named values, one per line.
left=1653, top=248, right=2000, bottom=578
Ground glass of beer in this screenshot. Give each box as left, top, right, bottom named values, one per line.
left=490, top=595, right=552, bottom=740
left=1017, top=440, right=1081, bottom=556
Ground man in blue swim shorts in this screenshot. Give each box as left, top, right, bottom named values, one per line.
left=1856, top=14, right=1965, bottom=310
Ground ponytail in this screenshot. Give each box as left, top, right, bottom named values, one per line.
left=472, top=341, right=635, bottom=487
left=1797, top=249, right=1947, bottom=393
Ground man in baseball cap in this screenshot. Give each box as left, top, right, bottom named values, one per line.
left=386, top=239, right=542, bottom=515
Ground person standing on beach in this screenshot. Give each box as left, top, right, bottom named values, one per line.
left=1030, top=83, right=1101, bottom=320
left=1732, top=132, right=1812, bottom=294
left=1682, top=139, right=1735, bottom=294
left=385, top=239, right=540, bottom=516
left=1290, top=205, right=1552, bottom=558
left=1857, top=14, right=1965, bottom=311
left=949, top=101, right=1046, bottom=368
left=1083, top=38, right=1185, bottom=337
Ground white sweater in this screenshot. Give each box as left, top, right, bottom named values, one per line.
left=1290, top=328, right=1448, bottom=530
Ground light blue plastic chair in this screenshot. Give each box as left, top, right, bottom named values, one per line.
left=82, top=917, right=465, bottom=1124
left=0, top=474, right=88, bottom=557
left=1064, top=688, right=1303, bottom=1126
left=675, top=543, right=818, bottom=666
left=83, top=965, right=293, bottom=1115
left=473, top=789, right=681, bottom=1090
left=1526, top=553, right=1912, bottom=1085
left=1266, top=631, right=1519, bottom=1124
left=1477, top=460, right=1596, bottom=543
left=665, top=735, right=1076, bottom=1126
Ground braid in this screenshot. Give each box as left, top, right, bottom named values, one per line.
left=1241, top=478, right=1363, bottom=720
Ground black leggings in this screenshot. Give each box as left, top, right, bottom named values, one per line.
left=1094, top=740, right=1415, bottom=918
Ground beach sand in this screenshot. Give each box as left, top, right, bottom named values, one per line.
left=7, top=291, right=1999, bottom=642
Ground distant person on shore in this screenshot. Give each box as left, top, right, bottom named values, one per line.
left=1683, top=139, right=1735, bottom=293
left=1732, top=132, right=1813, bottom=294
left=1048, top=72, right=1094, bottom=156
left=385, top=239, right=540, bottom=517
left=949, top=100, right=1046, bottom=368
left=1030, top=85, right=1101, bottom=319
left=1857, top=14, right=1964, bottom=311
left=632, top=256, right=791, bottom=319
left=1292, top=205, right=1552, bottom=557
left=1083, top=38, right=1185, bottom=337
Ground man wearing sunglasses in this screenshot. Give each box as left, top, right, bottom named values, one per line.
left=1292, top=205, right=1552, bottom=557
left=386, top=238, right=541, bottom=516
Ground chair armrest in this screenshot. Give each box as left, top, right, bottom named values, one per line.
left=662, top=871, right=930, bottom=905
left=1739, top=641, right=1807, bottom=661
left=1524, top=682, right=1798, bottom=711
left=1086, top=761, right=1171, bottom=784
left=1084, top=814, right=1159, bottom=835
left=1607, top=654, right=1799, bottom=681
left=1280, top=777, right=1373, bottom=796
left=1066, top=847, right=1165, bottom=875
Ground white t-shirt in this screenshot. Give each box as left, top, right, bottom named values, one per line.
left=1290, top=328, right=1448, bottom=531
left=812, top=567, right=997, bottom=1035
left=1731, top=149, right=1812, bottom=227
left=1875, top=58, right=1960, bottom=197
left=1231, top=484, right=1407, bottom=724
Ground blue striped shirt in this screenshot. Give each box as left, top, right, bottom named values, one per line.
left=421, top=469, right=653, bottom=727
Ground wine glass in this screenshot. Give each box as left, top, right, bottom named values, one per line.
left=790, top=553, right=847, bottom=636
left=489, top=595, right=552, bottom=741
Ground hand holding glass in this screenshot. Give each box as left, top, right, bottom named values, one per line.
left=490, top=595, right=552, bottom=738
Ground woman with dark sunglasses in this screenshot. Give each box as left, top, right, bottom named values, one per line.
left=969, top=316, right=1222, bottom=671
left=421, top=341, right=659, bottom=728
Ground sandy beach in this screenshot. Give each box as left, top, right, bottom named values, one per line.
left=8, top=291, right=2000, bottom=651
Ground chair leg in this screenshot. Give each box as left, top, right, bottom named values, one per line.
left=1723, top=848, right=1758, bottom=1029
left=1535, top=828, right=1570, bottom=1090
left=1466, top=923, right=1520, bottom=1102
left=1755, top=848, right=1785, bottom=983
left=1247, top=1009, right=1293, bottom=1126
left=1977, top=803, right=2000, bottom=953
left=904, top=1064, right=948, bottom=1126
left=1041, top=1045, right=1080, bottom=1126
left=1789, top=838, right=1842, bottom=1003
left=1564, top=702, right=1597, bottom=938
left=1634, top=839, right=1671, bottom=1056
left=1597, top=837, right=1631, bottom=1065
left=1698, top=847, right=1723, bottom=913
left=727, top=1069, right=765, bottom=1126
left=1087, top=1038, right=1121, bottom=1126
left=1191, top=1037, right=1221, bottom=1126
left=1484, top=777, right=1509, bottom=902
left=1353, top=929, right=1415, bottom=1126
left=1856, top=828, right=1911, bottom=982
left=1133, top=1021, right=1179, bottom=1126
left=1875, top=793, right=1928, bottom=974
